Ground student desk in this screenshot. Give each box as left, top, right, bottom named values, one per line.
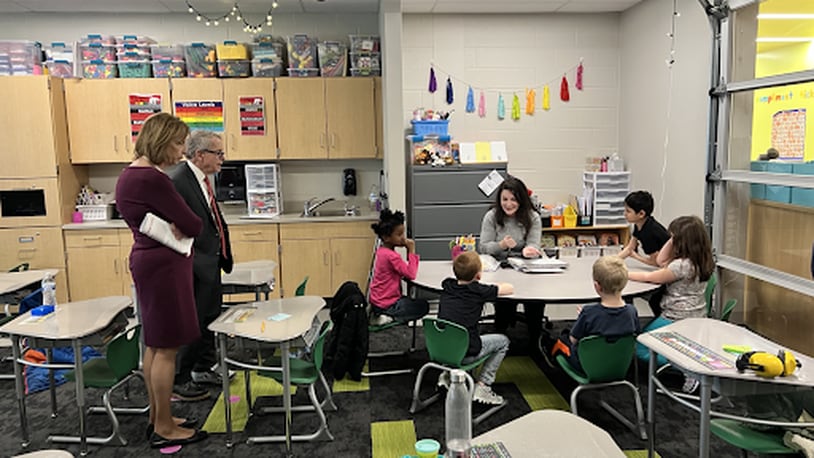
left=0, top=269, right=58, bottom=304
left=472, top=409, right=626, bottom=457
left=0, top=295, right=132, bottom=456
left=410, top=257, right=659, bottom=302
left=638, top=318, right=814, bottom=458
left=221, top=260, right=276, bottom=303
left=209, top=295, right=326, bottom=456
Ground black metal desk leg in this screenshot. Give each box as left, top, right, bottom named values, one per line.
left=219, top=333, right=233, bottom=448
left=12, top=335, right=29, bottom=448
left=647, top=350, right=656, bottom=458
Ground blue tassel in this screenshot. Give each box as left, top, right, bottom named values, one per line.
left=497, top=94, right=505, bottom=120
left=466, top=86, right=475, bottom=113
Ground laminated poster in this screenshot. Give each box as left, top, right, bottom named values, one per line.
left=239, top=96, right=265, bottom=136
left=174, top=101, right=224, bottom=133
left=129, top=94, right=163, bottom=141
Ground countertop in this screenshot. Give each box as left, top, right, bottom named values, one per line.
left=63, top=210, right=378, bottom=230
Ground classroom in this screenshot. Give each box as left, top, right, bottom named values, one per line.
left=0, top=0, right=813, bottom=457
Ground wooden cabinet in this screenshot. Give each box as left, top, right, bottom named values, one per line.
left=0, top=227, right=68, bottom=303
left=226, top=223, right=281, bottom=302
left=0, top=76, right=61, bottom=178
left=222, top=79, right=277, bottom=161
left=276, top=78, right=377, bottom=159
left=65, top=79, right=171, bottom=163
left=541, top=224, right=631, bottom=248
left=279, top=221, right=375, bottom=297
left=64, top=229, right=131, bottom=301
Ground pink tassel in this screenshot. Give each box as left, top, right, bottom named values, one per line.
left=560, top=75, right=570, bottom=102
left=478, top=91, right=486, bottom=117
left=576, top=62, right=584, bottom=90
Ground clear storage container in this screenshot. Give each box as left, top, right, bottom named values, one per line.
left=152, top=59, right=186, bottom=77
left=251, top=59, right=282, bottom=77
left=118, top=60, right=151, bottom=78
left=79, top=34, right=116, bottom=46
left=251, top=41, right=285, bottom=60
left=45, top=42, right=73, bottom=62
left=349, top=35, right=380, bottom=53
left=80, top=43, right=116, bottom=61
left=350, top=52, right=380, bottom=70
left=245, top=164, right=282, bottom=218
left=82, top=60, right=118, bottom=79
left=288, top=68, right=319, bottom=77
left=216, top=41, right=249, bottom=60
left=217, top=60, right=250, bottom=77
left=117, top=50, right=149, bottom=62
left=150, top=44, right=184, bottom=61
left=46, top=60, right=74, bottom=77
left=350, top=68, right=381, bottom=77
left=115, top=35, right=156, bottom=46
left=184, top=43, right=217, bottom=77
left=286, top=34, right=317, bottom=70
left=318, top=41, right=347, bottom=77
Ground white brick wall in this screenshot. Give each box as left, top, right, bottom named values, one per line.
left=403, top=13, right=621, bottom=204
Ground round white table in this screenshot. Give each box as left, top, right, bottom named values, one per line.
left=411, top=257, right=660, bottom=303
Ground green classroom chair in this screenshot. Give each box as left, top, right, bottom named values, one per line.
left=710, top=419, right=796, bottom=457
left=295, top=276, right=309, bottom=296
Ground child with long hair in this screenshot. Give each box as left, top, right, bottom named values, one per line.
left=368, top=209, right=429, bottom=325
left=629, top=215, right=714, bottom=393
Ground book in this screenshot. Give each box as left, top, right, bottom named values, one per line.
left=470, top=441, right=512, bottom=457
left=139, top=212, right=194, bottom=257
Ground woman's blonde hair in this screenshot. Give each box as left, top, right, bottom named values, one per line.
left=134, top=112, right=189, bottom=165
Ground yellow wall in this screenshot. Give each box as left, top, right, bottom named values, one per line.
left=751, top=42, right=814, bottom=160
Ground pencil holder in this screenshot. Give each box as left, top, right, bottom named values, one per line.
left=451, top=245, right=463, bottom=259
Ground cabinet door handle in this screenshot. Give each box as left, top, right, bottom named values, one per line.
left=323, top=250, right=329, bottom=266
left=124, top=257, right=130, bottom=275
left=320, top=132, right=326, bottom=149
left=113, top=258, right=119, bottom=275
left=334, top=250, right=340, bottom=266
left=17, top=248, right=37, bottom=253
left=230, top=134, right=236, bottom=151
left=124, top=135, right=131, bottom=154
left=242, top=231, right=262, bottom=236
left=113, top=136, right=118, bottom=153
left=83, top=236, right=102, bottom=241
left=330, top=133, right=337, bottom=148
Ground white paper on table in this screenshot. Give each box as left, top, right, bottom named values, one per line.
left=478, top=169, right=505, bottom=196
left=490, top=141, right=508, bottom=162
left=459, top=142, right=477, bottom=163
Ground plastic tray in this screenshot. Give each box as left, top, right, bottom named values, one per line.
left=118, top=61, right=152, bottom=78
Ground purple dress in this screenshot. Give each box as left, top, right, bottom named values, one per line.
left=116, top=166, right=203, bottom=348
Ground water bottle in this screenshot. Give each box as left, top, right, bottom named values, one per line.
left=41, top=273, right=57, bottom=310
left=445, top=369, right=472, bottom=457
left=368, top=184, right=379, bottom=211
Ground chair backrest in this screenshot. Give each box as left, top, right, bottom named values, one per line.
left=721, top=298, right=737, bottom=322
left=422, top=317, right=469, bottom=367
left=311, top=321, right=333, bottom=370
left=577, top=334, right=636, bottom=383
left=295, top=276, right=309, bottom=296
left=704, top=272, right=718, bottom=317
left=8, top=263, right=29, bottom=272
left=106, top=326, right=141, bottom=380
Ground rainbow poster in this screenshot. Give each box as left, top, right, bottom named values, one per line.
left=174, top=100, right=224, bottom=133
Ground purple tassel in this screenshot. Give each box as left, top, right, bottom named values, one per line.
left=446, top=77, right=454, bottom=105
left=429, top=67, right=437, bottom=93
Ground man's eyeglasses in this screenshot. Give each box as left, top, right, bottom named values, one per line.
left=201, top=149, right=225, bottom=159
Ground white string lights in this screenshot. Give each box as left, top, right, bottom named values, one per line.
left=185, top=1, right=279, bottom=34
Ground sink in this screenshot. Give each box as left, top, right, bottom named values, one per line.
left=300, top=209, right=359, bottom=218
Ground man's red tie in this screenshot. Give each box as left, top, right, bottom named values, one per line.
left=203, top=176, right=227, bottom=256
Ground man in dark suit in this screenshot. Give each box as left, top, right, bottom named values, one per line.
left=170, top=130, right=233, bottom=401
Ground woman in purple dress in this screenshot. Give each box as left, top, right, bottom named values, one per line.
left=115, top=113, right=207, bottom=448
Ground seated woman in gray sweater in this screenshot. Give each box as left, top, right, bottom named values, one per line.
left=478, top=176, right=544, bottom=356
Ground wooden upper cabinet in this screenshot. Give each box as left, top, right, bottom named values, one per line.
left=0, top=76, right=60, bottom=177
left=222, top=79, right=277, bottom=161
left=276, top=78, right=326, bottom=159
left=170, top=78, right=226, bottom=151
left=65, top=79, right=171, bottom=163
left=326, top=78, right=377, bottom=159
left=374, top=77, right=383, bottom=158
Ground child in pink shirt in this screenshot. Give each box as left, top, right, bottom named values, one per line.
left=368, top=209, right=429, bottom=325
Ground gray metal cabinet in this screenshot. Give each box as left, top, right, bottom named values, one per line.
left=407, top=164, right=507, bottom=260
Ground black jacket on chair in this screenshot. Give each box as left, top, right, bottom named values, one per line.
left=326, top=281, right=369, bottom=381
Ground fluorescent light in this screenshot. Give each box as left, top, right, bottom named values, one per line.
left=758, top=13, right=814, bottom=20
left=756, top=37, right=814, bottom=43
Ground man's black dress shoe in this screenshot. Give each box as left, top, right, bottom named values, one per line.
left=149, top=429, right=208, bottom=448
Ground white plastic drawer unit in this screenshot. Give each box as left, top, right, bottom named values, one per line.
left=0, top=178, right=61, bottom=228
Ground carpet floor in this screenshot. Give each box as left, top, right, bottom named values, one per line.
left=0, top=320, right=757, bottom=457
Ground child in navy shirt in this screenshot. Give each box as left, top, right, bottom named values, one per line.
left=547, top=255, right=640, bottom=371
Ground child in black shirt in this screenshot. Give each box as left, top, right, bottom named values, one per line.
left=619, top=190, right=670, bottom=267
left=438, top=251, right=514, bottom=405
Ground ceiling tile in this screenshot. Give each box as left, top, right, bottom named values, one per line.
left=431, top=1, right=567, bottom=14
left=557, top=1, right=639, bottom=13
left=301, top=0, right=379, bottom=14
left=0, top=1, right=28, bottom=12
left=16, top=0, right=171, bottom=12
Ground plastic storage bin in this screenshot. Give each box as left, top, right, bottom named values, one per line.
left=217, top=60, right=250, bottom=77
left=80, top=43, right=116, bottom=61
left=82, top=60, right=117, bottom=79
left=118, top=60, right=151, bottom=78
left=46, top=60, right=73, bottom=77
left=0, top=40, right=43, bottom=75
left=115, top=35, right=156, bottom=46
left=350, top=68, right=381, bottom=77
left=318, top=41, right=347, bottom=77
left=792, top=162, right=814, bottom=207
left=45, top=42, right=73, bottom=61
left=245, top=164, right=281, bottom=218
left=150, top=44, right=184, bottom=61
left=766, top=162, right=792, bottom=204
left=350, top=52, right=380, bottom=70
left=251, top=59, right=283, bottom=77
left=184, top=43, right=217, bottom=77
left=152, top=59, right=185, bottom=77
left=288, top=68, right=319, bottom=77
left=80, top=34, right=116, bottom=46
left=117, top=50, right=149, bottom=61
left=349, top=35, right=380, bottom=53
left=286, top=35, right=317, bottom=69
left=411, top=120, right=449, bottom=136
left=251, top=41, right=285, bottom=60
left=217, top=41, right=249, bottom=60
left=76, top=204, right=112, bottom=221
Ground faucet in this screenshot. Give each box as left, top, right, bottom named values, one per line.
left=302, top=197, right=336, bottom=217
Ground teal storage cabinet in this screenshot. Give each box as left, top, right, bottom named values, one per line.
left=765, top=162, right=792, bottom=204
left=791, top=162, right=814, bottom=207
left=750, top=161, right=767, bottom=200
